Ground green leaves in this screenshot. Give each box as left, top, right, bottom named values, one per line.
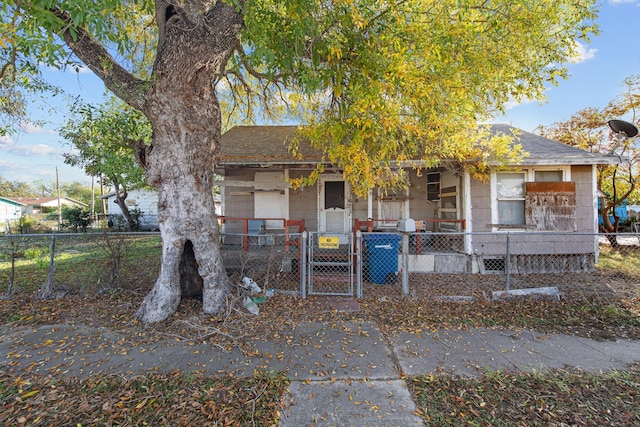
left=58, top=99, right=149, bottom=190
left=235, top=0, right=599, bottom=195
left=4, top=0, right=600, bottom=196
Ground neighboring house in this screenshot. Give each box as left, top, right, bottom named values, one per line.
left=217, top=124, right=617, bottom=274
left=0, top=196, right=86, bottom=219
left=0, top=196, right=26, bottom=227
left=0, top=196, right=87, bottom=232
left=598, top=198, right=628, bottom=226
left=102, top=188, right=221, bottom=231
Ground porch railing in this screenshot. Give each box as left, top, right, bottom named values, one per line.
left=219, top=217, right=305, bottom=252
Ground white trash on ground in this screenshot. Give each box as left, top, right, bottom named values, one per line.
left=242, top=296, right=259, bottom=315
left=241, top=277, right=262, bottom=294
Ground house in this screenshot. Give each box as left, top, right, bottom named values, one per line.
left=102, top=188, right=221, bottom=231
left=0, top=196, right=86, bottom=227
left=0, top=197, right=25, bottom=227
left=216, top=124, right=617, bottom=274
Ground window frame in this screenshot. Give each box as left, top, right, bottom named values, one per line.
left=426, top=172, right=441, bottom=201
left=490, top=167, right=570, bottom=231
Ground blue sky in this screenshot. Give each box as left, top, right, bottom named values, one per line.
left=1, top=0, right=639, bottom=187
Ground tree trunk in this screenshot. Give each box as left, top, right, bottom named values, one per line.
left=134, top=2, right=242, bottom=323
left=34, top=235, right=57, bottom=300
left=112, top=183, right=137, bottom=231
left=135, top=178, right=228, bottom=323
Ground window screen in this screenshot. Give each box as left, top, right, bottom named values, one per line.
left=427, top=172, right=440, bottom=201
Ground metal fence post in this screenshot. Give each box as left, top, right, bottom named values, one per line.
left=356, top=230, right=362, bottom=298
left=401, top=233, right=409, bottom=296
left=300, top=231, right=307, bottom=299
left=505, top=232, right=511, bottom=291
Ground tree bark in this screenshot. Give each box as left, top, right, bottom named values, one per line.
left=134, top=2, right=243, bottom=323
left=111, top=182, right=137, bottom=231
left=54, top=1, right=243, bottom=323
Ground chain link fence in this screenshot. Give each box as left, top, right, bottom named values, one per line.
left=399, top=231, right=640, bottom=301
left=1, top=231, right=638, bottom=300
left=220, top=232, right=303, bottom=294
left=0, top=233, right=163, bottom=295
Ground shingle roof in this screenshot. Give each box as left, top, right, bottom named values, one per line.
left=490, top=124, right=615, bottom=166
left=219, top=126, right=322, bottom=165
left=219, top=124, right=616, bottom=167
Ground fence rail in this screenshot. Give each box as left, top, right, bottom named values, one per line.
left=1, top=231, right=639, bottom=300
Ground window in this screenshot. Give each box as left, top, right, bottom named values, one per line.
left=534, top=170, right=563, bottom=182
left=493, top=167, right=573, bottom=230
left=324, top=181, right=345, bottom=209
left=426, top=172, right=440, bottom=201
left=378, top=187, right=409, bottom=226
left=497, top=172, right=525, bottom=225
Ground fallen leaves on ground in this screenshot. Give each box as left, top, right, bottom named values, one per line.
left=0, top=368, right=288, bottom=427
left=0, top=273, right=638, bottom=426
left=410, top=363, right=640, bottom=426
left=1, top=272, right=639, bottom=348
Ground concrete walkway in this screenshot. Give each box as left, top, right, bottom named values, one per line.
left=2, top=321, right=639, bottom=427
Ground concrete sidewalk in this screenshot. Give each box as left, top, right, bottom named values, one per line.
left=2, top=321, right=639, bottom=426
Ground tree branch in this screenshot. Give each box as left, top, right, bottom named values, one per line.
left=51, top=8, right=147, bottom=111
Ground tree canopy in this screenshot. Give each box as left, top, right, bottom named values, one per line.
left=539, top=75, right=640, bottom=231
left=2, top=0, right=599, bottom=193
left=0, top=176, right=33, bottom=197
left=59, top=99, right=149, bottom=193
left=59, top=99, right=150, bottom=230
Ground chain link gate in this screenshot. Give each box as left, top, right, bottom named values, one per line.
left=303, top=231, right=362, bottom=297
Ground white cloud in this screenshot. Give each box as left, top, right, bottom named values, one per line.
left=71, top=64, right=92, bottom=74
left=0, top=159, right=60, bottom=181
left=503, top=97, right=536, bottom=111
left=0, top=135, right=14, bottom=146
left=0, top=140, right=60, bottom=156
left=570, top=41, right=597, bottom=64
left=609, top=0, right=639, bottom=5
left=43, top=63, right=92, bottom=74
left=18, top=144, right=60, bottom=156
left=0, top=159, right=29, bottom=172
left=20, top=121, right=48, bottom=134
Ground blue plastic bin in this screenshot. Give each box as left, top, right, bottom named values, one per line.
left=363, top=234, right=401, bottom=284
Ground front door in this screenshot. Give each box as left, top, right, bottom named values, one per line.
left=319, top=175, right=351, bottom=242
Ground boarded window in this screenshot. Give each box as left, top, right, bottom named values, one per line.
left=525, top=182, right=576, bottom=231
left=535, top=170, right=563, bottom=182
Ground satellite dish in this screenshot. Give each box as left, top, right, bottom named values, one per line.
left=608, top=119, right=639, bottom=138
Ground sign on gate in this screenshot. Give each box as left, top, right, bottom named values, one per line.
left=318, top=235, right=340, bottom=249
left=306, top=232, right=360, bottom=298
